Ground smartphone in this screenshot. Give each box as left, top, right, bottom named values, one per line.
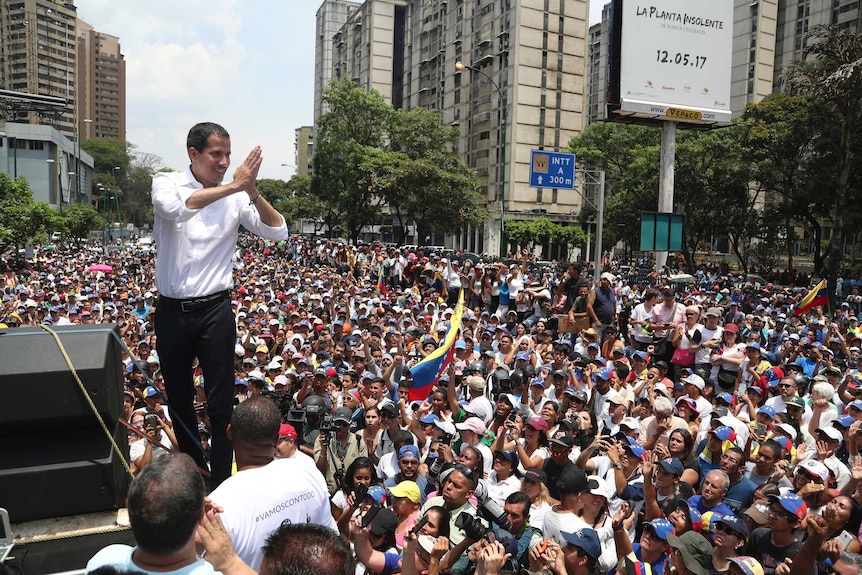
left=362, top=503, right=382, bottom=528
left=410, top=514, right=430, bottom=535
left=144, top=413, right=160, bottom=430
left=507, top=412, right=517, bottom=423
left=756, top=423, right=767, bottom=437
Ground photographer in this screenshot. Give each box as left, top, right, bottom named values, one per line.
left=314, top=406, right=368, bottom=495
left=129, top=406, right=178, bottom=474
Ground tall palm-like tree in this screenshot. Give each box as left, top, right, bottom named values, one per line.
left=785, top=25, right=862, bottom=299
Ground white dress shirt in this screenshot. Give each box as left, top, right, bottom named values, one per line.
left=152, top=168, right=288, bottom=299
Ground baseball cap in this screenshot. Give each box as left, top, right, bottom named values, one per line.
left=526, top=418, right=550, bottom=432
left=593, top=367, right=613, bottom=380
left=796, top=459, right=829, bottom=482
left=675, top=499, right=703, bottom=532
left=767, top=492, right=808, bottom=521
left=556, top=468, right=588, bottom=496
left=775, top=423, right=798, bottom=441
left=395, top=445, right=419, bottom=462
left=816, top=427, right=843, bottom=442
left=834, top=415, right=855, bottom=429
left=143, top=386, right=160, bottom=398
left=743, top=503, right=769, bottom=526
left=368, top=508, right=398, bottom=536
left=522, top=468, right=547, bottom=485
left=388, top=481, right=421, bottom=504
left=367, top=486, right=387, bottom=504
left=586, top=476, right=610, bottom=499
left=549, top=432, right=575, bottom=449
left=715, top=515, right=748, bottom=539
left=681, top=374, right=705, bottom=390
left=559, top=528, right=601, bottom=559
left=657, top=458, right=684, bottom=476
left=709, top=426, right=736, bottom=442
left=332, top=407, right=353, bottom=424
left=493, top=450, right=519, bottom=467
left=419, top=413, right=440, bottom=425
left=643, top=518, right=675, bottom=542
left=756, top=405, right=776, bottom=418
left=278, top=423, right=297, bottom=440
left=622, top=438, right=646, bottom=460
left=728, top=557, right=764, bottom=575
left=455, top=417, right=486, bottom=435
left=785, top=396, right=805, bottom=409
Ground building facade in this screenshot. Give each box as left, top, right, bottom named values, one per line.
left=295, top=125, right=314, bottom=176
left=315, top=0, right=363, bottom=123
left=320, top=0, right=589, bottom=255
left=76, top=19, right=126, bottom=141
left=0, top=0, right=78, bottom=136
left=0, top=121, right=94, bottom=207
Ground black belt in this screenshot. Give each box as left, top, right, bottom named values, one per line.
left=158, top=290, right=229, bottom=313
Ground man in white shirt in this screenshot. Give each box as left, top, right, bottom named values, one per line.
left=152, top=122, right=288, bottom=488
left=208, top=397, right=335, bottom=571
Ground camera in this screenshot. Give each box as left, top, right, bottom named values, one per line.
left=353, top=483, right=368, bottom=503
left=440, top=432, right=454, bottom=445
left=455, top=512, right=488, bottom=541
left=475, top=494, right=513, bottom=532
left=319, top=414, right=337, bottom=434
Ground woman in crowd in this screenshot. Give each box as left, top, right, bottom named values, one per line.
left=331, top=456, right=378, bottom=521
left=521, top=468, right=552, bottom=529
left=493, top=417, right=549, bottom=474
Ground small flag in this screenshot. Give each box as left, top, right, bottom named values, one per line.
left=794, top=278, right=829, bottom=316
left=376, top=263, right=388, bottom=296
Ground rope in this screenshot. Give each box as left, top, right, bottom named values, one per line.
left=38, top=325, right=134, bottom=479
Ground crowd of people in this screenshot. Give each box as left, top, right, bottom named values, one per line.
left=6, top=235, right=862, bottom=575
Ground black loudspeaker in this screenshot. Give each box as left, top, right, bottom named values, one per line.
left=0, top=324, right=130, bottom=522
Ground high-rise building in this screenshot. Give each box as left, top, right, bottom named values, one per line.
left=321, top=0, right=589, bottom=255
left=295, top=125, right=314, bottom=176
left=314, top=0, right=363, bottom=124
left=76, top=19, right=126, bottom=141
left=585, top=3, right=611, bottom=125
left=0, top=0, right=78, bottom=137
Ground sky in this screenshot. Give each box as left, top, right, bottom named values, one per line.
left=75, top=1, right=607, bottom=181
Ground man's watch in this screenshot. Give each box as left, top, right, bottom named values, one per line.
left=614, top=462, right=624, bottom=469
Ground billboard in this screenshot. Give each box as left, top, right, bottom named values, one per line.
left=609, top=0, right=733, bottom=124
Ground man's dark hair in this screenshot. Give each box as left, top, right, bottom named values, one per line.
left=505, top=490, right=532, bottom=516
left=231, top=396, right=281, bottom=449
left=261, top=522, right=355, bottom=575
left=760, top=438, right=784, bottom=461
left=725, top=446, right=746, bottom=464
left=392, top=430, right=414, bottom=452
left=187, top=122, right=229, bottom=152
left=127, top=453, right=204, bottom=555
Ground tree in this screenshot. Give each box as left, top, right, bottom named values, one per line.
left=62, top=203, right=105, bottom=245
left=259, top=175, right=327, bottom=234
left=785, top=24, right=862, bottom=298
left=504, top=217, right=588, bottom=256
left=312, top=79, right=486, bottom=243
left=81, top=139, right=132, bottom=176
left=0, top=174, right=59, bottom=254
left=738, top=94, right=840, bottom=273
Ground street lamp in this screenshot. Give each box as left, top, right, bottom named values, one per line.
left=455, top=60, right=507, bottom=258
left=76, top=118, right=92, bottom=203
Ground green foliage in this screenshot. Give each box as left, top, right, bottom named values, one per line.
left=785, top=24, right=862, bottom=288
left=81, top=139, right=132, bottom=175
left=0, top=174, right=59, bottom=253
left=62, top=203, right=105, bottom=244
left=311, top=78, right=486, bottom=243
left=505, top=217, right=588, bottom=254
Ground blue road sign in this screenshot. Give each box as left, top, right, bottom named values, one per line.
left=529, top=150, right=576, bottom=190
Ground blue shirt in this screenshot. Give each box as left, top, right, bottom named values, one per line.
left=725, top=476, right=758, bottom=513
left=689, top=494, right=735, bottom=517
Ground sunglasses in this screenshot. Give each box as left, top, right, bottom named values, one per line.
left=714, top=524, right=739, bottom=536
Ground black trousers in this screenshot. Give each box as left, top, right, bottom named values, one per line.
left=155, top=298, right=235, bottom=488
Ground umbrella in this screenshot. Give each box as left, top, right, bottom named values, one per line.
left=459, top=252, right=480, bottom=266
left=668, top=273, right=695, bottom=284
left=89, top=264, right=113, bottom=272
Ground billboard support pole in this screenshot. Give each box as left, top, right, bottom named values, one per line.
left=656, top=121, right=676, bottom=273
left=594, top=170, right=605, bottom=281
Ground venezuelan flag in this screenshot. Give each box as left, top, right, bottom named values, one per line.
left=794, top=278, right=829, bottom=316
left=408, top=289, right=464, bottom=401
